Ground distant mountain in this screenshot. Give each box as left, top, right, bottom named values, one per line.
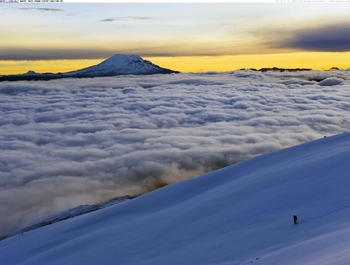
left=0, top=54, right=179, bottom=81
left=65, top=54, right=177, bottom=77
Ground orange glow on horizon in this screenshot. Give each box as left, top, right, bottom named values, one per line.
left=1, top=52, right=350, bottom=75
left=0, top=60, right=102, bottom=75
left=147, top=52, right=350, bottom=72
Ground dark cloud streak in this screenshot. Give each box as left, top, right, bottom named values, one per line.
left=99, top=16, right=152, bottom=22
left=19, top=8, right=64, bottom=12
left=0, top=46, right=269, bottom=61
left=275, top=24, right=350, bottom=52
left=100, top=18, right=117, bottom=22
left=0, top=49, right=117, bottom=61
left=0, top=48, right=227, bottom=61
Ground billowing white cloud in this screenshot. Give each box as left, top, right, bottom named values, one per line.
left=319, top=77, right=344, bottom=86
left=0, top=70, right=349, bottom=237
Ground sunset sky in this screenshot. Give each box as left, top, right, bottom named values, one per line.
left=1, top=3, right=350, bottom=74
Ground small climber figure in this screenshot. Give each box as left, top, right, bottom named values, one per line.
left=293, top=215, right=298, bottom=224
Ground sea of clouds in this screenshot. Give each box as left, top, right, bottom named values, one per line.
left=0, top=70, right=349, bottom=236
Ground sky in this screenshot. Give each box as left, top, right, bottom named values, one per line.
left=1, top=3, right=350, bottom=73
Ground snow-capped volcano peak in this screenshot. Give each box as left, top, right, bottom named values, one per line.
left=100, top=54, right=143, bottom=66
left=65, top=54, right=177, bottom=77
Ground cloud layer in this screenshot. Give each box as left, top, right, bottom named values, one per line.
left=0, top=71, right=349, bottom=236
left=0, top=48, right=116, bottom=61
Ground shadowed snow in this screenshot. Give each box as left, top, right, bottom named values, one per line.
left=1, top=133, right=350, bottom=264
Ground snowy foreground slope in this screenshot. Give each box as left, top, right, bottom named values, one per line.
left=1, top=133, right=350, bottom=265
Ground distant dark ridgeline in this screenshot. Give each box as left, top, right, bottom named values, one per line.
left=0, top=71, right=177, bottom=82
left=240, top=67, right=313, bottom=72
left=0, top=73, right=64, bottom=82
left=0, top=53, right=180, bottom=82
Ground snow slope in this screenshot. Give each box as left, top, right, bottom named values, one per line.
left=65, top=54, right=177, bottom=77
left=1, top=133, right=350, bottom=264
left=19, top=196, right=136, bottom=235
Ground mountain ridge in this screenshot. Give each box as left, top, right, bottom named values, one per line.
left=65, top=54, right=177, bottom=77
left=0, top=54, right=179, bottom=81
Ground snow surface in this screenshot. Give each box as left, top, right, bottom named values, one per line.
left=1, top=133, right=350, bottom=264
left=65, top=54, right=175, bottom=76
left=19, top=196, right=136, bottom=235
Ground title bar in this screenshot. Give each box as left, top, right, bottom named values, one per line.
left=2, top=0, right=349, bottom=3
